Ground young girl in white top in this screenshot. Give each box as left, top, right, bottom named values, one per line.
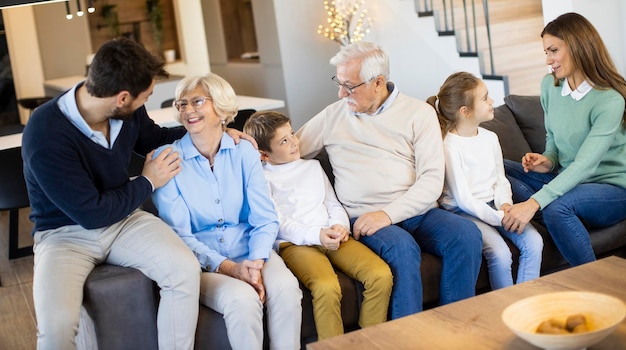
left=427, top=72, right=543, bottom=289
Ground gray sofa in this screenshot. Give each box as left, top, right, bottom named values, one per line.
left=80, top=95, right=626, bottom=349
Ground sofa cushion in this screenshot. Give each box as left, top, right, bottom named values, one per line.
left=481, top=104, right=531, bottom=161
left=504, top=95, right=546, bottom=153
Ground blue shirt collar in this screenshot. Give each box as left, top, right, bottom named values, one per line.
left=58, top=81, right=123, bottom=149
left=354, top=81, right=398, bottom=117
left=179, top=132, right=236, bottom=161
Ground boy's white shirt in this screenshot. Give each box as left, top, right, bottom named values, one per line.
left=263, top=158, right=349, bottom=247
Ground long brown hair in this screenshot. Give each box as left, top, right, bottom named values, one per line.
left=426, top=72, right=481, bottom=137
left=542, top=12, right=626, bottom=124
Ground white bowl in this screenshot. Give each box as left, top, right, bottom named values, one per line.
left=502, top=291, right=626, bottom=350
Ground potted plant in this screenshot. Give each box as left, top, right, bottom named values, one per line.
left=146, top=0, right=164, bottom=54
left=100, top=4, right=120, bottom=38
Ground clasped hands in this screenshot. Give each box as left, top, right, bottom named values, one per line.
left=217, top=259, right=266, bottom=303
left=320, top=224, right=350, bottom=250
left=501, top=152, right=551, bottom=234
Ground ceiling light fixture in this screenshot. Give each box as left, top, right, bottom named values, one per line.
left=65, top=0, right=73, bottom=20
left=76, top=0, right=83, bottom=16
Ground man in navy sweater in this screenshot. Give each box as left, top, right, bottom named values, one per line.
left=22, top=38, right=200, bottom=350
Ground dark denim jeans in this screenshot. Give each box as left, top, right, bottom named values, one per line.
left=353, top=207, right=482, bottom=319
left=505, top=160, right=626, bottom=266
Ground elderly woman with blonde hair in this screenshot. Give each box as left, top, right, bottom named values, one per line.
left=152, top=73, right=302, bottom=350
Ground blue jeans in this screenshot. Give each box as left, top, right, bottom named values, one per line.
left=455, top=211, right=543, bottom=290
left=505, top=160, right=626, bottom=266
left=353, top=207, right=482, bottom=319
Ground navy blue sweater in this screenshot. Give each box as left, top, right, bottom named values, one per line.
left=21, top=96, right=185, bottom=233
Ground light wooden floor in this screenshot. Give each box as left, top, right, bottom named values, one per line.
left=0, top=208, right=37, bottom=349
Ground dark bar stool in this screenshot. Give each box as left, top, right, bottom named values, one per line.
left=0, top=147, right=33, bottom=260
left=18, top=96, right=53, bottom=117
left=228, top=109, right=256, bottom=131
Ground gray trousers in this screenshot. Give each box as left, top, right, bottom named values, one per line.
left=33, top=210, right=201, bottom=350
left=199, top=250, right=302, bottom=350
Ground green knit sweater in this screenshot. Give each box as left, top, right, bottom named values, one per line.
left=533, top=74, right=626, bottom=208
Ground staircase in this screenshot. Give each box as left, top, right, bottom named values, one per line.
left=415, top=0, right=547, bottom=96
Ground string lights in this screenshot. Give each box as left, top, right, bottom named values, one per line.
left=317, top=0, right=373, bottom=46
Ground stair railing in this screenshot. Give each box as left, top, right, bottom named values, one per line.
left=418, top=0, right=507, bottom=91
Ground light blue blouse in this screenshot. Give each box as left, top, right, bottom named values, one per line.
left=152, top=132, right=279, bottom=271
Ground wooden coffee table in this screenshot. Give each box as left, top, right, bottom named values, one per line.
left=307, top=256, right=626, bottom=349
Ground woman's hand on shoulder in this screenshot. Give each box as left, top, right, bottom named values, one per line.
left=522, top=153, right=553, bottom=173
left=225, top=128, right=259, bottom=149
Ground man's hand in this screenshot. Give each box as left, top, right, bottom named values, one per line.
left=502, top=199, right=540, bottom=234
left=142, top=148, right=181, bottom=189
left=225, top=128, right=258, bottom=149
left=521, top=153, right=553, bottom=173
left=352, top=211, right=392, bottom=239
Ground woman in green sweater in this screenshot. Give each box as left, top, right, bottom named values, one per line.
left=503, top=12, right=626, bottom=266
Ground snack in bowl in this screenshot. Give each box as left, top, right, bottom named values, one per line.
left=502, top=291, right=626, bottom=350
left=536, top=314, right=589, bottom=334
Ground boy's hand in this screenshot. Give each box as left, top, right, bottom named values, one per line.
left=320, top=228, right=342, bottom=250
left=329, top=224, right=350, bottom=242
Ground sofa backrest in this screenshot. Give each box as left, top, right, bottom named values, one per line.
left=481, top=95, right=545, bottom=161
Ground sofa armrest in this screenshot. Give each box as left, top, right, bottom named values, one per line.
left=83, top=264, right=160, bottom=349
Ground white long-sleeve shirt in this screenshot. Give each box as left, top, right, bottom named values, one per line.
left=263, top=159, right=349, bottom=246
left=439, top=127, right=512, bottom=227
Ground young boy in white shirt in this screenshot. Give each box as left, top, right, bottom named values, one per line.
left=244, top=111, right=392, bottom=340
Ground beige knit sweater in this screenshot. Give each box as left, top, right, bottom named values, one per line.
left=297, top=93, right=444, bottom=223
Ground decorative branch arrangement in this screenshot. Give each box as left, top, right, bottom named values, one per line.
left=317, top=0, right=373, bottom=46
left=146, top=0, right=164, bottom=53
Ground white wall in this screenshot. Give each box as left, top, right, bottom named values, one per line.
left=33, top=1, right=92, bottom=79
left=541, top=0, right=626, bottom=75
left=172, top=0, right=210, bottom=76
left=6, top=0, right=625, bottom=128
left=206, top=0, right=291, bottom=122
left=209, top=0, right=503, bottom=128
left=3, top=5, right=45, bottom=124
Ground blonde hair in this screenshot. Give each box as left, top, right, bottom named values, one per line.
left=426, top=72, right=481, bottom=137
left=173, top=73, right=238, bottom=124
